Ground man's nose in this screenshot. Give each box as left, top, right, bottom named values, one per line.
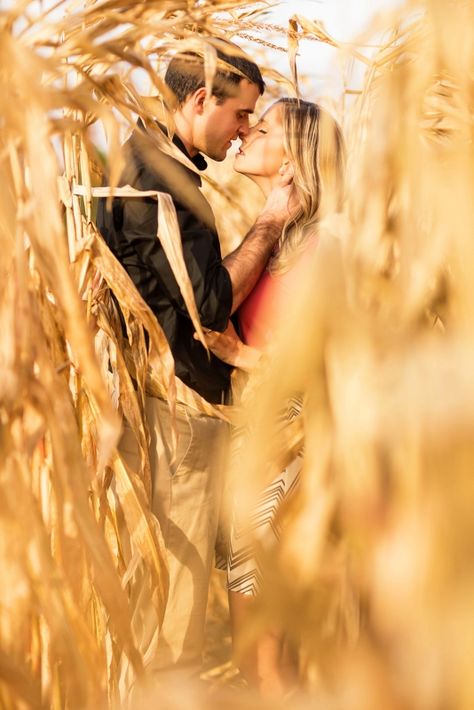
left=237, top=118, right=250, bottom=138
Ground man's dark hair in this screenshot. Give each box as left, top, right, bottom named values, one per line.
left=165, top=43, right=265, bottom=105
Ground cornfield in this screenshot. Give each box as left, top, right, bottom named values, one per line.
left=1, top=0, right=473, bottom=708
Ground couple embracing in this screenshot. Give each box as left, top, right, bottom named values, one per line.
left=97, top=39, right=344, bottom=698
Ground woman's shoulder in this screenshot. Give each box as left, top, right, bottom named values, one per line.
left=299, top=213, right=350, bottom=264
left=317, top=212, right=350, bottom=244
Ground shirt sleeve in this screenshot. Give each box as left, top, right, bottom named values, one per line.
left=120, top=187, right=233, bottom=333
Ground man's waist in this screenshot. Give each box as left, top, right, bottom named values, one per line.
left=173, top=355, right=231, bottom=405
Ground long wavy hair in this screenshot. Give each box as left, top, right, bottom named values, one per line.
left=270, top=98, right=346, bottom=274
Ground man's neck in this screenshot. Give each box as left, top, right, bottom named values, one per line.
left=173, top=110, right=198, bottom=157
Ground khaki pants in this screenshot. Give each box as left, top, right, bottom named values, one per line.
left=119, top=395, right=230, bottom=677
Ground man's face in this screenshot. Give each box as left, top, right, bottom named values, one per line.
left=194, top=79, right=261, bottom=161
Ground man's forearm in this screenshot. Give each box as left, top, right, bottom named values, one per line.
left=223, top=216, right=282, bottom=313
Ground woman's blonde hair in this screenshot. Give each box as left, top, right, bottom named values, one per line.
left=270, top=98, right=345, bottom=274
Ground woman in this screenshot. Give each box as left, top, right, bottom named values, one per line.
left=203, top=98, right=345, bottom=696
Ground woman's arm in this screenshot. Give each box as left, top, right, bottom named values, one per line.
left=194, top=321, right=262, bottom=372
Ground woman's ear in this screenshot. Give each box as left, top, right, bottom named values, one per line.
left=278, top=160, right=294, bottom=184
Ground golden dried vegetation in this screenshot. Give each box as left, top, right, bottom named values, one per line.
left=0, top=0, right=473, bottom=708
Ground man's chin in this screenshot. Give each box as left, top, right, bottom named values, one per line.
left=208, top=150, right=227, bottom=162
left=204, top=144, right=230, bottom=162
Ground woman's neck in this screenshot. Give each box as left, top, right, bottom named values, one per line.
left=250, top=174, right=283, bottom=197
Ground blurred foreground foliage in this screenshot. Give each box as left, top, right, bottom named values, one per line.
left=0, top=0, right=473, bottom=708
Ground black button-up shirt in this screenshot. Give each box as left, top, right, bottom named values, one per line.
left=96, top=124, right=233, bottom=404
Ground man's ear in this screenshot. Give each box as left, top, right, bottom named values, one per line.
left=191, top=87, right=209, bottom=115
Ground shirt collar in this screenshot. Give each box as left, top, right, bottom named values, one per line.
left=134, top=118, right=207, bottom=186
left=146, top=119, right=207, bottom=172
left=171, top=132, right=208, bottom=172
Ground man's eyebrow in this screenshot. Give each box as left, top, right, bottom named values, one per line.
left=238, top=108, right=255, bottom=114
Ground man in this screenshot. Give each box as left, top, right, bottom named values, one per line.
left=97, top=42, right=294, bottom=676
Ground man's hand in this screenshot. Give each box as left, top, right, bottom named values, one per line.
left=196, top=321, right=242, bottom=366
left=260, top=163, right=298, bottom=225
left=222, top=162, right=300, bottom=313
left=194, top=321, right=261, bottom=371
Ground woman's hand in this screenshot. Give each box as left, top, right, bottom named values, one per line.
left=194, top=321, right=261, bottom=372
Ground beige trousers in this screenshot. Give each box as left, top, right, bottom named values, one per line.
left=119, top=395, right=229, bottom=677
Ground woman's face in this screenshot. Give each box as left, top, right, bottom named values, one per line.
left=234, top=102, right=286, bottom=178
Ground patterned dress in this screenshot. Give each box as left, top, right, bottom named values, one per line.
left=224, top=262, right=305, bottom=596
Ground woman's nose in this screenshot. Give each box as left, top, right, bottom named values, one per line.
left=240, top=124, right=257, bottom=146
